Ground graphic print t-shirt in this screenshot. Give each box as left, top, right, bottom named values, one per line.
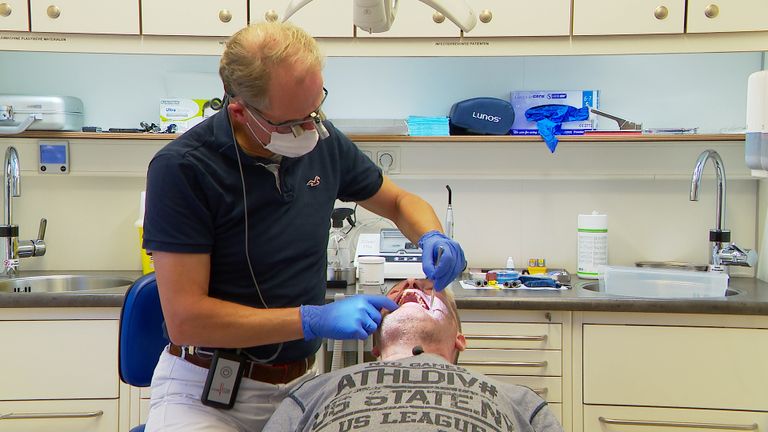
left=264, top=354, right=563, bottom=432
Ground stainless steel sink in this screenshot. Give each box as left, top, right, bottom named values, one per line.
left=0, top=275, right=134, bottom=293
left=579, top=281, right=740, bottom=298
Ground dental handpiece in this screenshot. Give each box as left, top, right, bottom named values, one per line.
left=429, top=246, right=444, bottom=309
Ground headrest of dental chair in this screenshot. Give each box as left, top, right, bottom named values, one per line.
left=119, top=272, right=167, bottom=387
left=449, top=97, right=515, bottom=135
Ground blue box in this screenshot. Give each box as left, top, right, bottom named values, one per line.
left=510, top=90, right=599, bottom=135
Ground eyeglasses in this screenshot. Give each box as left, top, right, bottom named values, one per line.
left=244, top=87, right=329, bottom=138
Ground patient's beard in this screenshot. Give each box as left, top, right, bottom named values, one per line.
left=379, top=311, right=441, bottom=359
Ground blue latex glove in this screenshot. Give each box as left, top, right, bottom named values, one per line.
left=300, top=295, right=399, bottom=341
left=525, top=104, right=590, bottom=153
left=419, top=230, right=467, bottom=292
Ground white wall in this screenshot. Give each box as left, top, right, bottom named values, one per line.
left=0, top=51, right=763, bottom=132
left=0, top=51, right=764, bottom=273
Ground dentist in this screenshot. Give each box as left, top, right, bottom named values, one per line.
left=142, top=21, right=466, bottom=431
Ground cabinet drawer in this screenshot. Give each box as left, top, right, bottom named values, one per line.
left=460, top=349, right=561, bottom=376
left=687, top=0, right=768, bottom=33
left=483, top=375, right=562, bottom=403
left=0, top=0, right=29, bottom=31
left=0, top=320, right=118, bottom=400
left=585, top=404, right=767, bottom=431
left=142, top=0, right=246, bottom=36
left=0, top=399, right=118, bottom=432
left=548, top=403, right=562, bottom=425
left=463, top=322, right=561, bottom=349
left=583, top=324, right=768, bottom=411
left=573, top=0, right=685, bottom=35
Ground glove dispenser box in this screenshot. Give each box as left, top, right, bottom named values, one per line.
left=0, top=95, right=84, bottom=135
left=746, top=70, right=768, bottom=173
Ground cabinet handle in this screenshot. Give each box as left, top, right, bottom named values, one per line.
left=0, top=3, right=12, bottom=17
left=1, top=410, right=104, bottom=420
left=532, top=387, right=547, bottom=395
left=466, top=334, right=547, bottom=341
left=479, top=9, right=492, bottom=24
left=654, top=5, right=669, bottom=20
left=704, top=4, right=719, bottom=19
left=462, top=360, right=548, bottom=367
left=46, top=5, right=60, bottom=19
left=218, top=9, right=232, bottom=23
left=432, top=11, right=445, bottom=24
left=598, top=417, right=758, bottom=430
left=264, top=9, right=278, bottom=22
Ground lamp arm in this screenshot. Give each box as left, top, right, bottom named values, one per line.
left=283, top=0, right=314, bottom=21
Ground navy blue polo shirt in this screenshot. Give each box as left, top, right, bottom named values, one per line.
left=143, top=110, right=383, bottom=363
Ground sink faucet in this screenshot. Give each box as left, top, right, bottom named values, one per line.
left=689, top=149, right=756, bottom=271
left=1, top=146, right=47, bottom=277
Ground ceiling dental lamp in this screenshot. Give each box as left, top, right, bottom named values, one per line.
left=283, top=0, right=477, bottom=34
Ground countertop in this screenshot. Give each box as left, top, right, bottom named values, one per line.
left=1, top=272, right=767, bottom=316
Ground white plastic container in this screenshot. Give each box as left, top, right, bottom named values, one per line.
left=577, top=211, right=608, bottom=279
left=598, top=266, right=729, bottom=298
left=358, top=256, right=385, bottom=286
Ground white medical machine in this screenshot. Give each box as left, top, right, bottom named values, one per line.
left=354, top=228, right=425, bottom=279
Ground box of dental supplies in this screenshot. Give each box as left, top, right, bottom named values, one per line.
left=159, top=98, right=212, bottom=133
left=509, top=90, right=599, bottom=135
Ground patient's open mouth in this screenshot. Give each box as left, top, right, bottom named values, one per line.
left=397, top=289, right=430, bottom=310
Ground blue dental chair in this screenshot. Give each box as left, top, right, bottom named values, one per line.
left=119, top=272, right=167, bottom=432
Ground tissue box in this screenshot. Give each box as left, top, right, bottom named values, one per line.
left=159, top=98, right=210, bottom=133
left=510, top=90, right=599, bottom=135
left=598, top=266, right=729, bottom=298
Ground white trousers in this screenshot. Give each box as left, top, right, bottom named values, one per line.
left=145, top=347, right=316, bottom=432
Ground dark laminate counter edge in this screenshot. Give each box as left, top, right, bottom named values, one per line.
left=2, top=274, right=767, bottom=315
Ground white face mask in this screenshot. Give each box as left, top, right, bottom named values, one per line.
left=245, top=108, right=319, bottom=158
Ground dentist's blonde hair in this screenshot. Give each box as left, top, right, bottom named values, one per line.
left=219, top=21, right=324, bottom=111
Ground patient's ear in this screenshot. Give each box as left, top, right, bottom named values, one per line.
left=371, top=345, right=381, bottom=358
left=454, top=333, right=467, bottom=352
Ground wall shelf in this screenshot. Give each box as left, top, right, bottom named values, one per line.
left=1, top=131, right=746, bottom=143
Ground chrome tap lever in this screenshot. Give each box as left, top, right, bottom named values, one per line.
left=718, top=243, right=757, bottom=268
left=18, top=218, right=47, bottom=258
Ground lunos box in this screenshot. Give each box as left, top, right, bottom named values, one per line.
left=510, top=90, right=598, bottom=135
left=159, top=98, right=212, bottom=133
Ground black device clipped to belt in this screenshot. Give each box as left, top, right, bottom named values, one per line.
left=201, top=349, right=247, bottom=409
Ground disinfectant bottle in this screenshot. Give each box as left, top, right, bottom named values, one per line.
left=577, top=211, right=608, bottom=279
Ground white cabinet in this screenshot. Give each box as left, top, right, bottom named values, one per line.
left=0, top=0, right=29, bottom=31
left=573, top=0, right=685, bottom=35
left=465, top=0, right=570, bottom=37
left=29, top=0, right=139, bottom=34
left=584, top=405, right=767, bottom=432
left=0, top=320, right=119, bottom=400
left=0, top=399, right=119, bottom=432
left=0, top=309, right=125, bottom=431
left=687, top=0, right=768, bottom=33
left=142, top=0, right=246, bottom=37
left=575, top=312, right=768, bottom=432
left=250, top=0, right=354, bottom=38
left=458, top=310, right=571, bottom=429
left=356, top=0, right=460, bottom=38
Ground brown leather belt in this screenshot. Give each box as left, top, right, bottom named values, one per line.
left=168, top=343, right=314, bottom=385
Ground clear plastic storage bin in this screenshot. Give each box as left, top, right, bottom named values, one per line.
left=598, top=266, right=729, bottom=298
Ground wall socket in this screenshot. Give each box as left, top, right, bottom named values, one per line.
left=375, top=147, right=400, bottom=174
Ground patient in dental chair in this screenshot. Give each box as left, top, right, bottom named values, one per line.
left=263, top=278, right=563, bottom=432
